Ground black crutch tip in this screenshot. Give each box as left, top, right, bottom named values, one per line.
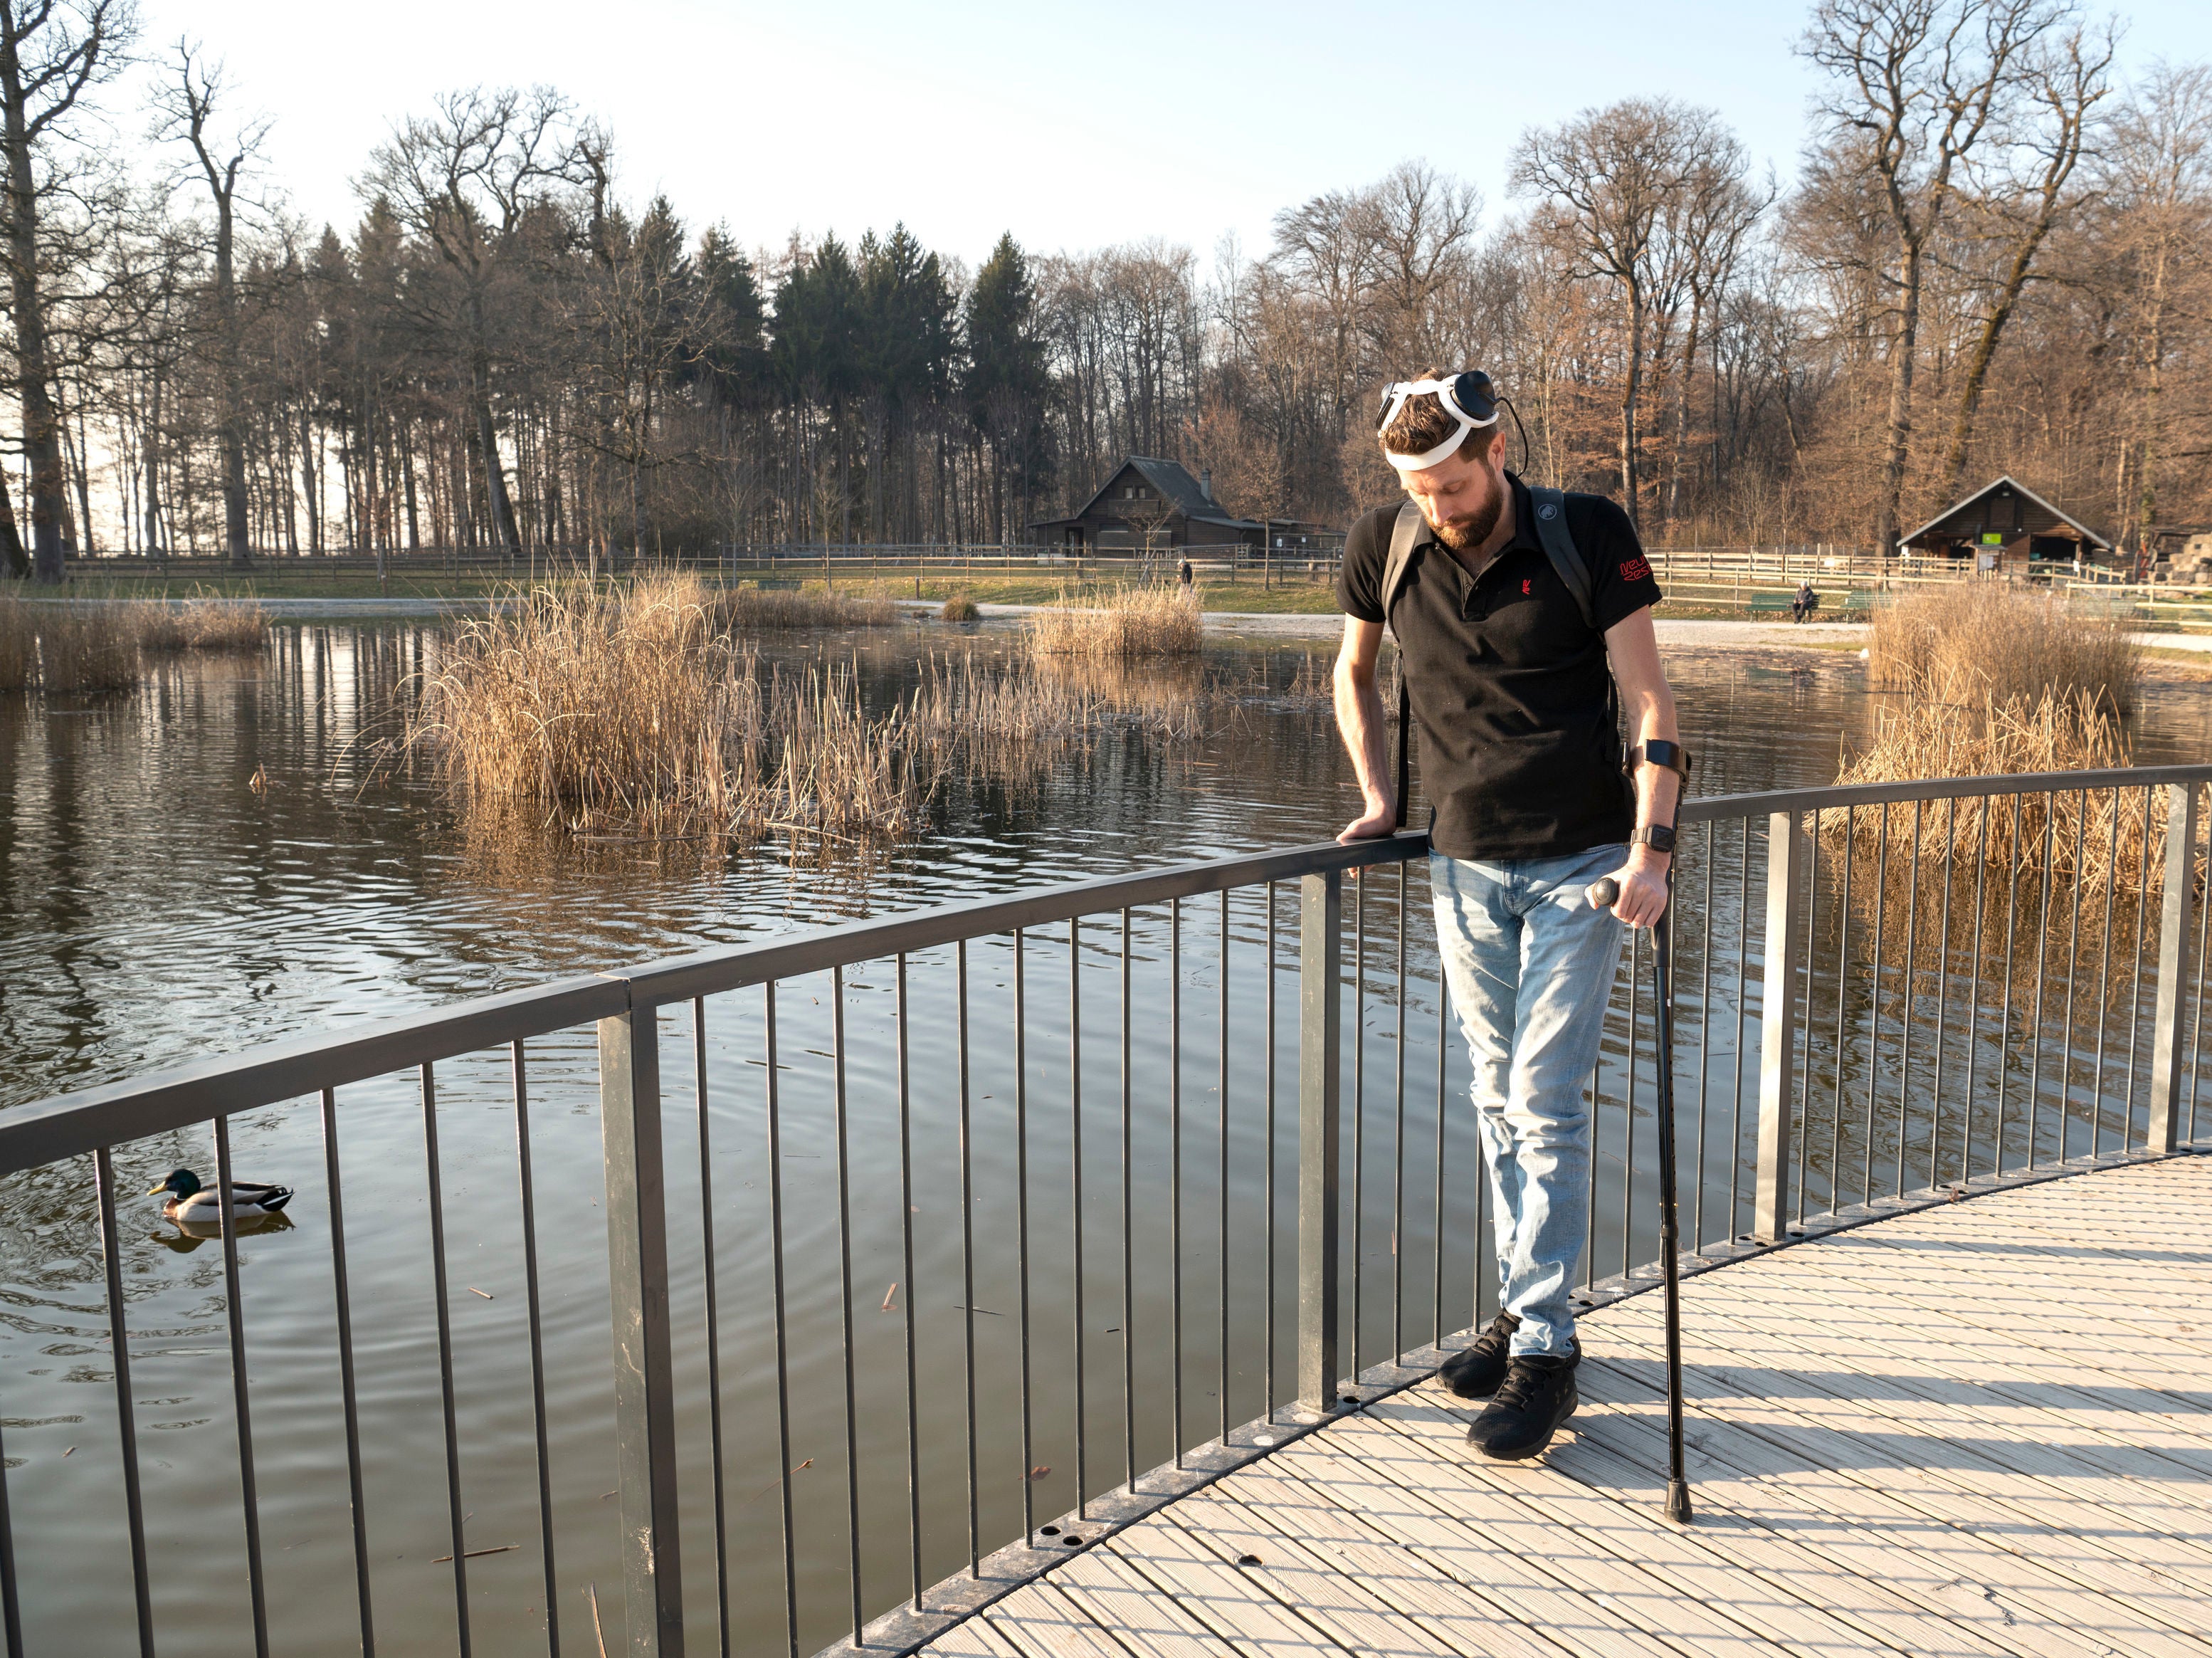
left=1665, top=1480, right=1694, bottom=1525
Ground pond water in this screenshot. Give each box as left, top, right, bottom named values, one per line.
left=1, top=618, right=2205, bottom=1657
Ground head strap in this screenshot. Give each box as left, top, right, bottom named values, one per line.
left=1377, top=372, right=1500, bottom=471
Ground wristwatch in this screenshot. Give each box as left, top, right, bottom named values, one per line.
left=1631, top=824, right=1678, bottom=854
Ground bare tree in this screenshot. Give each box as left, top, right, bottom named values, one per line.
left=359, top=85, right=578, bottom=557
left=1936, top=16, right=2113, bottom=498
left=1801, top=0, right=2062, bottom=553
left=155, top=38, right=266, bottom=567
left=0, top=0, right=135, bottom=581
left=1512, top=98, right=1717, bottom=528
left=1358, top=160, right=1481, bottom=365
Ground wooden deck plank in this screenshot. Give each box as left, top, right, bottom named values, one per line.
left=911, top=1155, right=2212, bottom=1658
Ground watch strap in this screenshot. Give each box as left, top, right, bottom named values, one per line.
left=1631, top=824, right=1678, bottom=854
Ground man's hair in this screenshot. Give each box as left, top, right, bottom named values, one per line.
left=1379, top=365, right=1503, bottom=465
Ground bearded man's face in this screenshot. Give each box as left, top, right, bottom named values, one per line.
left=1399, top=436, right=1506, bottom=551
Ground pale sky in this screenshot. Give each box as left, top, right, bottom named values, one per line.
left=125, top=0, right=2212, bottom=268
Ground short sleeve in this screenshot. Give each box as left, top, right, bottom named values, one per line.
left=1335, top=507, right=1393, bottom=623
left=1570, top=493, right=1663, bottom=632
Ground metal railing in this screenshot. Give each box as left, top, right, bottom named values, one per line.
left=0, top=767, right=2205, bottom=1658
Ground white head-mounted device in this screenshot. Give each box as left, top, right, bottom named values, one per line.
left=1376, top=371, right=1500, bottom=471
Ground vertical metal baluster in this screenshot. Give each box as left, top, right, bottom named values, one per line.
left=955, top=946, right=980, bottom=1573
left=2191, top=844, right=2212, bottom=1145
left=1392, top=861, right=1408, bottom=1362
left=2060, top=791, right=2090, bottom=1160
left=1118, top=912, right=1135, bottom=1489
left=897, top=955, right=922, bottom=1606
left=833, top=965, right=863, bottom=1638
left=1695, top=821, right=1716, bottom=1249
left=1927, top=796, right=1958, bottom=1190
left=1830, top=807, right=1855, bottom=1215
left=1265, top=886, right=1279, bottom=1423
left=764, top=985, right=799, bottom=1655
left=93, top=1148, right=155, bottom=1658
left=1072, top=920, right=1088, bottom=1511
left=1961, top=798, right=1993, bottom=1182
left=1433, top=864, right=1450, bottom=1340
left=1013, top=930, right=1035, bottom=1531
left=1993, top=796, right=2025, bottom=1176
left=1863, top=806, right=1890, bottom=1207
left=2028, top=799, right=2058, bottom=1168
left=1169, top=903, right=1182, bottom=1467
left=320, top=1088, right=376, bottom=1658
left=1218, top=892, right=1230, bottom=1444
left=1794, top=824, right=1820, bottom=1227
left=1623, top=925, right=1639, bottom=1277
left=0, top=1405, right=19, bottom=1658
left=510, top=1050, right=557, bottom=1658
left=1351, top=876, right=1366, bottom=1375
left=687, top=1002, right=731, bottom=1654
left=1731, top=817, right=1752, bottom=1236
left=414, top=1073, right=467, bottom=1657
left=1897, top=802, right=1924, bottom=1199
left=2124, top=786, right=2157, bottom=1145
left=2091, top=789, right=2123, bottom=1155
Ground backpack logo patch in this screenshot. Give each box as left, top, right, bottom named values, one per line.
left=1621, top=555, right=1650, bottom=582
left=1537, top=502, right=1560, bottom=521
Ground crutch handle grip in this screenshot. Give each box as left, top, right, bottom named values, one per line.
left=1586, top=876, right=1621, bottom=911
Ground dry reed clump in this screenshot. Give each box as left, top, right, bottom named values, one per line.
left=940, top=594, right=981, bottom=621
left=705, top=581, right=899, bottom=632
left=133, top=596, right=271, bottom=652
left=1023, top=584, right=1201, bottom=659
left=1868, top=582, right=2139, bottom=713
left=0, top=594, right=34, bottom=692
left=407, top=576, right=929, bottom=841
left=33, top=608, right=140, bottom=693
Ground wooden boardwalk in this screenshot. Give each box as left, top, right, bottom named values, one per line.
left=919, top=1156, right=2212, bottom=1658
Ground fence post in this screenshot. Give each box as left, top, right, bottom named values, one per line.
left=2147, top=782, right=2201, bottom=1153
left=1754, top=811, right=1808, bottom=1243
left=1297, top=870, right=1343, bottom=1410
left=599, top=1001, right=686, bottom=1657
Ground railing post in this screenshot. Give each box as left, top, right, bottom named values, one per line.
left=1754, top=811, right=1808, bottom=1243
left=2148, top=782, right=2201, bottom=1154
left=1297, top=869, right=1342, bottom=1410
left=599, top=1000, right=686, bottom=1657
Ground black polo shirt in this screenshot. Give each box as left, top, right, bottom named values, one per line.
left=1336, top=473, right=1663, bottom=861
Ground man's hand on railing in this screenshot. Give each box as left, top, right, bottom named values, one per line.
left=1337, top=797, right=1397, bottom=843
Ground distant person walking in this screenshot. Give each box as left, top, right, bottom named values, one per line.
left=1332, top=368, right=1685, bottom=1462
left=1791, top=579, right=1818, bottom=623
left=1177, top=555, right=1194, bottom=591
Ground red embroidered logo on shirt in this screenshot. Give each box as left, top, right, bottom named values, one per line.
left=1621, top=556, right=1650, bottom=582
left=1522, top=578, right=1532, bottom=594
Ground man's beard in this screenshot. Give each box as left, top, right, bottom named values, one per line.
left=1425, top=474, right=1504, bottom=551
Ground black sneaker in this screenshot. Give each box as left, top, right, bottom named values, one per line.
left=1465, top=1353, right=1579, bottom=1460
left=1437, top=1312, right=1520, bottom=1399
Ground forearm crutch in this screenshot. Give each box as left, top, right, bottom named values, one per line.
left=1589, top=872, right=1693, bottom=1523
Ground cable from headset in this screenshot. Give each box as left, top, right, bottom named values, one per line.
left=1500, top=394, right=1532, bottom=476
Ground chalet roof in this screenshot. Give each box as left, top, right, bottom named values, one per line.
left=1065, top=456, right=1259, bottom=530
left=1900, top=475, right=2111, bottom=552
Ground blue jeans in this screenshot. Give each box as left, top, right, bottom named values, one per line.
left=1431, top=844, right=1626, bottom=1358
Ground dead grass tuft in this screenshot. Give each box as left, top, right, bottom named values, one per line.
left=135, top=595, right=271, bottom=652
left=33, top=609, right=140, bottom=693
left=940, top=594, right=981, bottom=621
left=0, top=594, right=34, bottom=692
left=705, top=581, right=899, bottom=632
left=1024, top=584, right=1201, bottom=659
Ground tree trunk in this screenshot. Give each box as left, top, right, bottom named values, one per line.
left=1618, top=280, right=1645, bottom=530
left=1875, top=238, right=1925, bottom=557
left=0, top=472, right=26, bottom=577
left=216, top=195, right=249, bottom=565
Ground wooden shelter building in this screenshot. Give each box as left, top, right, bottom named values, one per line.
left=1031, top=457, right=1265, bottom=555
left=1899, top=476, right=2112, bottom=577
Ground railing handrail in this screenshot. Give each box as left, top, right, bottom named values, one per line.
left=8, top=761, right=2206, bottom=1179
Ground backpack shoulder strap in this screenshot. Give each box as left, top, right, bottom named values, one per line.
left=1527, top=485, right=1597, bottom=632
left=1379, top=500, right=1425, bottom=638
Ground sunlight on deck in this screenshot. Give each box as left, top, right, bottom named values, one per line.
left=919, top=1156, right=2212, bottom=1658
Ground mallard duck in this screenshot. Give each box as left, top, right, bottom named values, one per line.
left=145, top=1168, right=294, bottom=1222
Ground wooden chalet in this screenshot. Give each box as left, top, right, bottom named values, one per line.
left=1031, top=457, right=1264, bottom=554
left=1899, top=476, right=2112, bottom=577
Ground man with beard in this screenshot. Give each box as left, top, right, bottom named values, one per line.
left=1332, top=368, right=1682, bottom=1462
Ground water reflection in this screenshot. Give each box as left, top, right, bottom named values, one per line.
left=149, top=1212, right=297, bottom=1253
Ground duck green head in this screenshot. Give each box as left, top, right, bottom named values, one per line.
left=147, top=1169, right=202, bottom=1200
